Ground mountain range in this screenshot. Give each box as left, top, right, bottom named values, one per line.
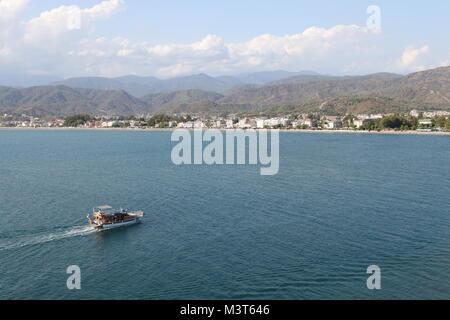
left=51, top=70, right=319, bottom=97
left=0, top=67, right=449, bottom=117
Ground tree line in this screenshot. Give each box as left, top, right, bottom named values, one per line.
left=359, top=115, right=450, bottom=131
left=63, top=114, right=195, bottom=127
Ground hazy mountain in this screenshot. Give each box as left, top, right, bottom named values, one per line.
left=237, top=70, right=321, bottom=84
left=1, top=67, right=450, bottom=117
left=53, top=77, right=126, bottom=90
left=153, top=74, right=240, bottom=93
left=114, top=75, right=160, bottom=86
left=52, top=73, right=238, bottom=97
left=52, top=77, right=156, bottom=97
left=158, top=67, right=450, bottom=115
left=50, top=71, right=323, bottom=97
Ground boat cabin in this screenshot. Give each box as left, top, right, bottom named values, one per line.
left=93, top=206, right=133, bottom=223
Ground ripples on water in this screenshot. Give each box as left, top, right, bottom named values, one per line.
left=0, top=130, right=449, bottom=299
left=0, top=225, right=96, bottom=251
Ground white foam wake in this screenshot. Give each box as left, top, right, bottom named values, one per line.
left=0, top=225, right=96, bottom=251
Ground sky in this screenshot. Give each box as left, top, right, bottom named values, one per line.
left=0, top=0, right=449, bottom=78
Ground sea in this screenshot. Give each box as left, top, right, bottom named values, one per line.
left=0, top=129, right=449, bottom=299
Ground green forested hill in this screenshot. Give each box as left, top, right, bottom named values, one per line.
left=1, top=67, right=450, bottom=116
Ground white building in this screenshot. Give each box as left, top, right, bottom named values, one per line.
left=194, top=121, right=206, bottom=129
left=238, top=118, right=252, bottom=129
left=419, top=119, right=433, bottom=126
left=410, top=110, right=420, bottom=117
left=324, top=118, right=342, bottom=129
left=256, top=119, right=266, bottom=129
left=215, top=120, right=226, bottom=128
left=291, top=120, right=301, bottom=128
left=302, top=119, right=317, bottom=128
left=324, top=122, right=335, bottom=129
left=353, top=120, right=364, bottom=128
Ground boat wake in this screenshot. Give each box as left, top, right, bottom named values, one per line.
left=0, top=225, right=96, bottom=251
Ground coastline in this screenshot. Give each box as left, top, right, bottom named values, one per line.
left=1, top=127, right=450, bottom=136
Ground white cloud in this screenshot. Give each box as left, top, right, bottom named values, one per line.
left=225, top=25, right=381, bottom=73
left=68, top=24, right=386, bottom=77
left=399, top=45, right=429, bottom=68
left=0, top=0, right=30, bottom=65
left=0, top=0, right=29, bottom=23
left=23, top=0, right=124, bottom=45
left=84, top=0, right=124, bottom=19
left=0, top=0, right=445, bottom=78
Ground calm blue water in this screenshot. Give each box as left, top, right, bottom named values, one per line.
left=0, top=130, right=449, bottom=300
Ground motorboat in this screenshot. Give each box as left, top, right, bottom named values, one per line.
left=87, top=205, right=144, bottom=230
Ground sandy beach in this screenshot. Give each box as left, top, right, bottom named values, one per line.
left=1, top=127, right=450, bottom=136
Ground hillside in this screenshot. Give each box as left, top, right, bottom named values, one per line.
left=0, top=86, right=150, bottom=117
left=52, top=77, right=156, bottom=98
left=142, top=89, right=224, bottom=109
left=0, top=87, right=224, bottom=117
left=220, top=73, right=404, bottom=106
left=217, top=68, right=450, bottom=115
left=50, top=70, right=320, bottom=97
left=1, top=67, right=450, bottom=117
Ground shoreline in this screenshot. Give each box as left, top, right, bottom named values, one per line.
left=1, top=127, right=449, bottom=136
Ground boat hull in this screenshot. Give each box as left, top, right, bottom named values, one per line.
left=95, top=218, right=141, bottom=230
